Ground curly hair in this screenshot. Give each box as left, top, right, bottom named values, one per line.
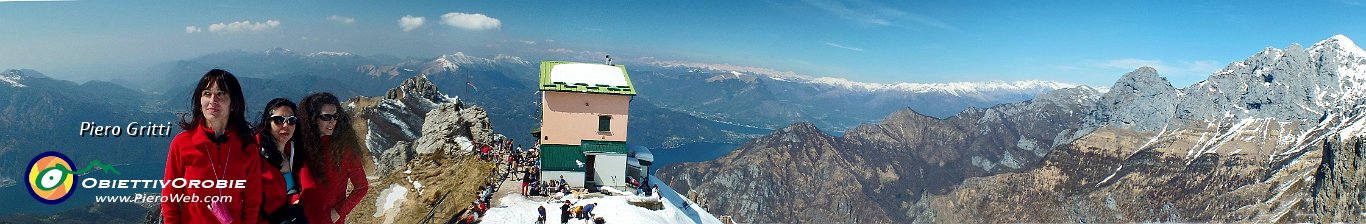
left=297, top=92, right=365, bottom=183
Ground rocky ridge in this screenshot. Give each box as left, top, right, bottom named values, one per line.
left=660, top=85, right=1103, bottom=223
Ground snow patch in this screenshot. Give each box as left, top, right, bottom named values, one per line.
left=1097, top=165, right=1123, bottom=187
left=548, top=63, right=631, bottom=87
left=1338, top=114, right=1366, bottom=139
left=373, top=184, right=410, bottom=224
left=308, top=51, right=353, bottom=57
left=0, top=74, right=24, bottom=87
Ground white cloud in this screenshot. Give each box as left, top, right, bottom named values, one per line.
left=185, top=26, right=202, bottom=34
left=328, top=15, right=355, bottom=24
left=399, top=15, right=425, bottom=32
left=206, top=20, right=281, bottom=33
left=823, top=42, right=864, bottom=52
left=519, top=40, right=537, bottom=45
left=440, top=12, right=501, bottom=31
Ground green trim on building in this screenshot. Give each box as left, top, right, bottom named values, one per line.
left=581, top=140, right=628, bottom=154
left=539, top=140, right=628, bottom=172
left=538, top=61, right=636, bottom=95
left=540, top=144, right=587, bottom=172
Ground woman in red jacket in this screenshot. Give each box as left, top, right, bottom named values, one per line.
left=297, top=92, right=369, bottom=223
left=162, top=69, right=263, bottom=224
left=255, top=98, right=308, bottom=224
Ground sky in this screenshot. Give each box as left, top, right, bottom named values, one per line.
left=2, top=0, right=1365, bottom=87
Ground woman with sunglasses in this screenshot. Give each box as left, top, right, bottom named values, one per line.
left=162, top=69, right=263, bottom=224
left=256, top=98, right=308, bottom=224
left=297, top=92, right=369, bottom=223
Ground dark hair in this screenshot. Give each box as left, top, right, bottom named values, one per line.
left=179, top=69, right=253, bottom=145
left=297, top=92, right=365, bottom=183
left=256, top=98, right=298, bottom=168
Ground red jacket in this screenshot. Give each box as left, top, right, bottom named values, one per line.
left=299, top=135, right=369, bottom=224
left=257, top=134, right=306, bottom=224
left=162, top=122, right=263, bottom=224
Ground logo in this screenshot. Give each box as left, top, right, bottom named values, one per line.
left=27, top=151, right=77, bottom=204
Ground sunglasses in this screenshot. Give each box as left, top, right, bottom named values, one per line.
left=316, top=113, right=337, bottom=121
left=270, top=115, right=298, bottom=125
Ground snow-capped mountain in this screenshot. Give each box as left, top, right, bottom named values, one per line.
left=636, top=63, right=1079, bottom=133
left=650, top=60, right=1080, bottom=97
left=1087, top=34, right=1366, bottom=166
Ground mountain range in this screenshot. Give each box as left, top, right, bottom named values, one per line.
left=659, top=35, right=1366, bottom=223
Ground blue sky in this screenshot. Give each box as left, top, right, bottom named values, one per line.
left=1, top=0, right=1364, bottom=87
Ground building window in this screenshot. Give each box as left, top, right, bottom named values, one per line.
left=598, top=115, right=611, bottom=132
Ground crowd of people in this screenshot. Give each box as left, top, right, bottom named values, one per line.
left=456, top=137, right=533, bottom=224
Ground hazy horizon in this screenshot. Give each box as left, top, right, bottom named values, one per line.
left=4, top=0, right=1366, bottom=88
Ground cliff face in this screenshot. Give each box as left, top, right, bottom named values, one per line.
left=1312, top=137, right=1366, bottom=222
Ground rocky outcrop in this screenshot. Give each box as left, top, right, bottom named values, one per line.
left=357, top=75, right=457, bottom=160
left=346, top=74, right=501, bottom=224
left=352, top=74, right=497, bottom=177
left=1312, top=136, right=1366, bottom=222
left=413, top=104, right=491, bottom=155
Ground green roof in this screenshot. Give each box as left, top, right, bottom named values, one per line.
left=540, top=144, right=586, bottom=172
left=538, top=61, right=636, bottom=95
left=581, top=140, right=627, bottom=154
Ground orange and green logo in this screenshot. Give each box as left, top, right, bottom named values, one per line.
left=27, top=151, right=77, bottom=204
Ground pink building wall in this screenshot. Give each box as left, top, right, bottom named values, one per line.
left=540, top=91, right=630, bottom=145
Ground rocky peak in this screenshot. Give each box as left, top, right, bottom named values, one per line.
left=385, top=75, right=445, bottom=103
left=1311, top=34, right=1366, bottom=60
left=1085, top=67, right=1179, bottom=133
left=752, top=122, right=835, bottom=154
left=1112, top=67, right=1173, bottom=94
left=359, top=75, right=466, bottom=167
left=2, top=69, right=48, bottom=79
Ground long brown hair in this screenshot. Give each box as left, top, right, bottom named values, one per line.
left=297, top=92, right=365, bottom=182
left=179, top=69, right=253, bottom=145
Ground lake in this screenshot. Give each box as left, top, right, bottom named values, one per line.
left=647, top=142, right=740, bottom=174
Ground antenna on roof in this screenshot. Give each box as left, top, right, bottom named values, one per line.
left=605, top=55, right=613, bottom=66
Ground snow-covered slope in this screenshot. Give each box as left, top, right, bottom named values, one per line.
left=481, top=187, right=723, bottom=224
